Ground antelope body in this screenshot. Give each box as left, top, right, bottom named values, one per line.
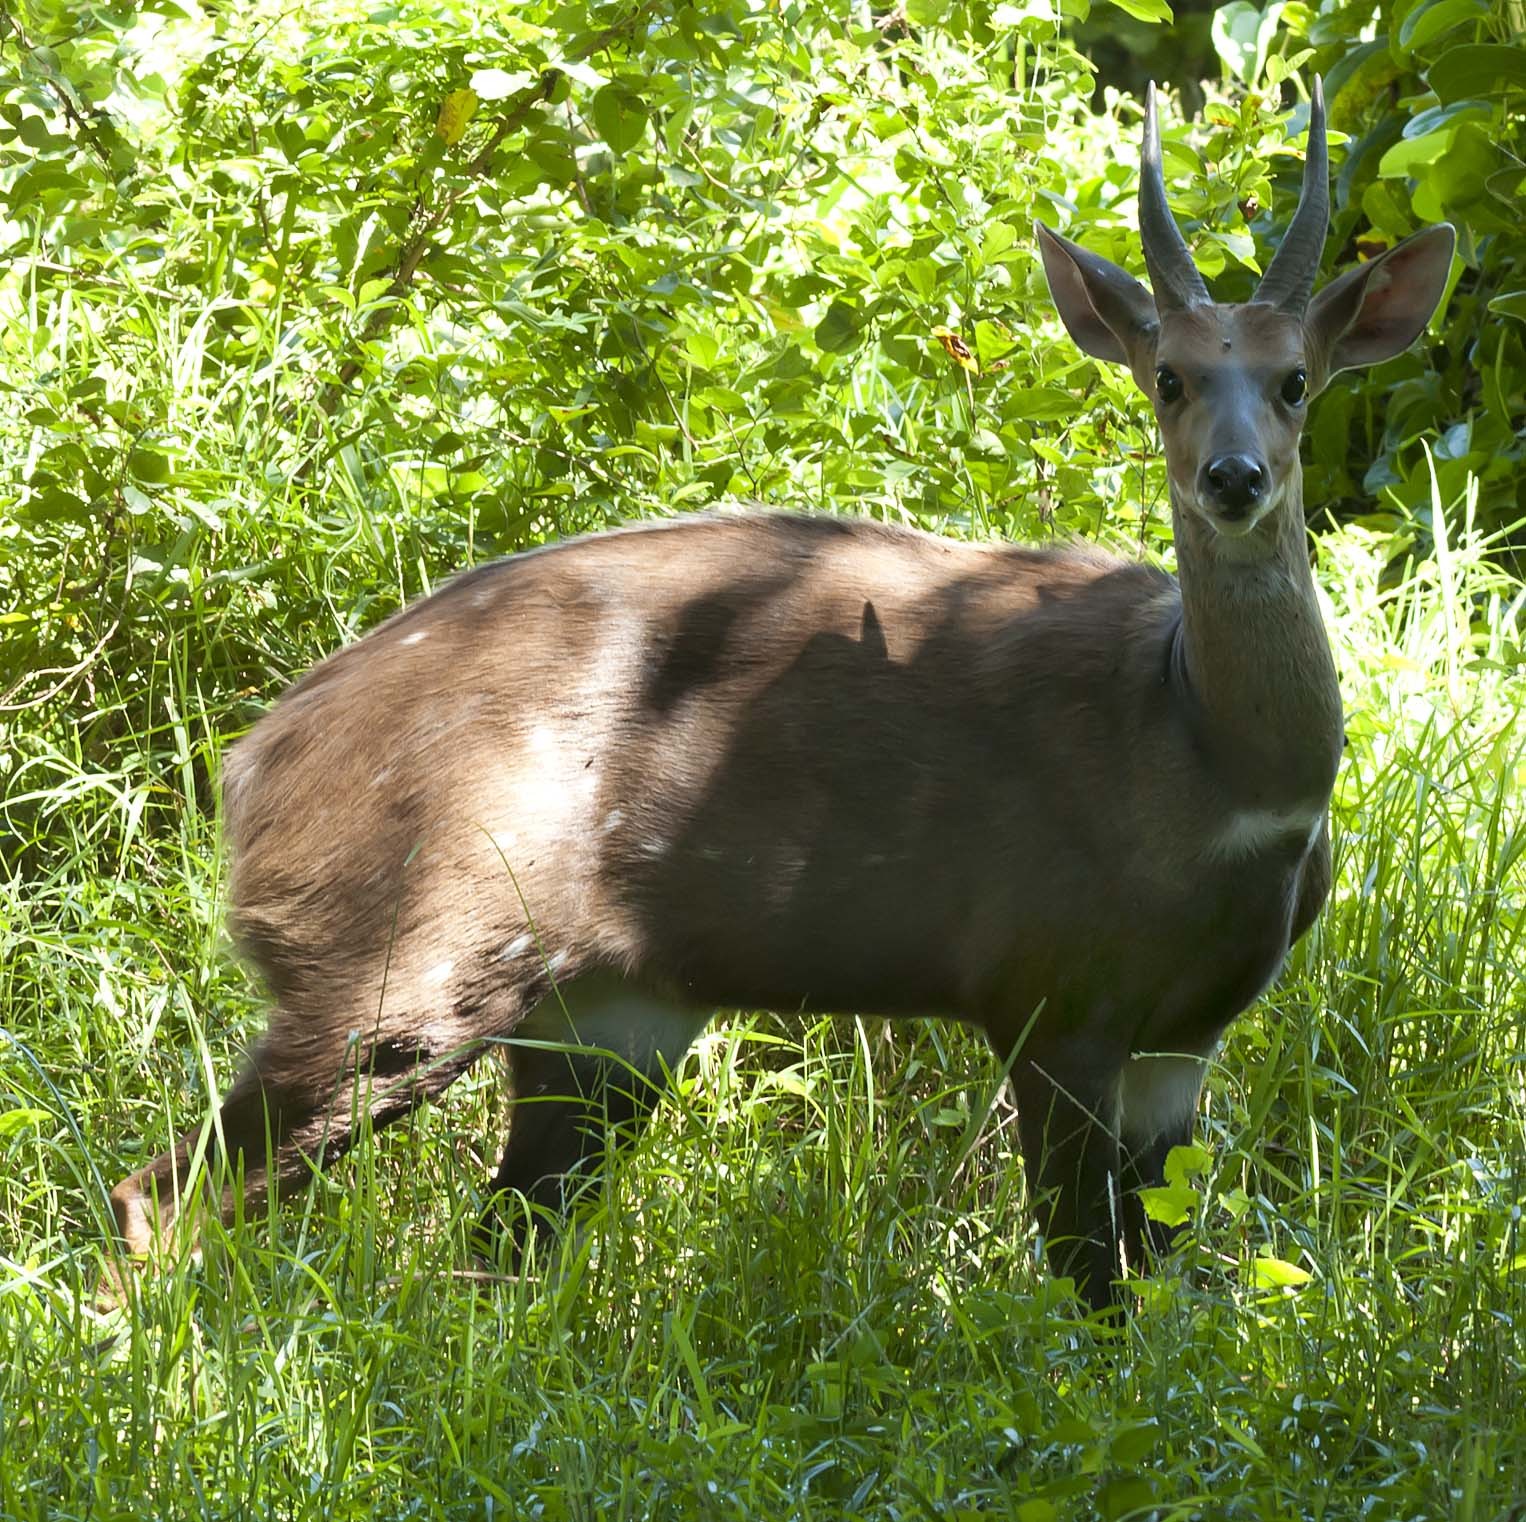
left=109, top=82, right=1454, bottom=1309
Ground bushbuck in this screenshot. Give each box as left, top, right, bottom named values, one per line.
left=107, top=80, right=1454, bottom=1310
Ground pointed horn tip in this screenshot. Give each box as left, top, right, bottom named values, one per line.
left=1141, top=82, right=1161, bottom=160
left=1308, top=76, right=1326, bottom=135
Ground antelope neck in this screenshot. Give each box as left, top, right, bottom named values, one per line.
left=1167, top=464, right=1344, bottom=811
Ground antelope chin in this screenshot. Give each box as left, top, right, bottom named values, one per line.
left=1208, top=509, right=1268, bottom=540
left=1181, top=484, right=1281, bottom=550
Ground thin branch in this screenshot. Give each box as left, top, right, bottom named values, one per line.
left=0, top=9, right=119, bottom=176
left=0, top=614, right=123, bottom=713
left=315, top=69, right=560, bottom=413
left=316, top=0, right=669, bottom=414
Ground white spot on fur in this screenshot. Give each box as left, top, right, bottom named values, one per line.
left=767, top=852, right=807, bottom=911
left=1117, top=1053, right=1211, bottom=1144
left=401, top=630, right=428, bottom=646
left=602, top=809, right=624, bottom=832
left=371, top=768, right=393, bottom=787
left=1208, top=806, right=1322, bottom=862
left=501, top=933, right=533, bottom=960
left=424, top=959, right=455, bottom=989
left=509, top=725, right=600, bottom=828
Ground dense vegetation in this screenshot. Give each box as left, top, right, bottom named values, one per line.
left=1, top=0, right=1523, bottom=1515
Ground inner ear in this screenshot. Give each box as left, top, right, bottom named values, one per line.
left=1306, top=224, right=1456, bottom=380
left=1036, top=222, right=1159, bottom=369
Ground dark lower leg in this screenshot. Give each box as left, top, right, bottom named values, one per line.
left=478, top=1043, right=672, bottom=1266
left=108, top=1068, right=291, bottom=1257
left=1011, top=1056, right=1125, bottom=1313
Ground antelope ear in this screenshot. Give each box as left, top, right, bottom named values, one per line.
left=1306, top=224, right=1456, bottom=380
left=1036, top=221, right=1159, bottom=367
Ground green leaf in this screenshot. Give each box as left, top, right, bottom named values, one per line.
left=591, top=84, right=648, bottom=154
left=1108, top=1420, right=1161, bottom=1465
left=1250, top=1253, right=1313, bottom=1289
left=814, top=300, right=862, bottom=354
left=1322, top=38, right=1387, bottom=108
left=1397, top=0, right=1486, bottom=54
left=1487, top=291, right=1526, bottom=322
left=1378, top=127, right=1456, bottom=178
left=0, top=1108, right=51, bottom=1139
left=1102, top=0, right=1172, bottom=21
left=1048, top=1415, right=1097, bottom=1445
left=981, top=221, right=1017, bottom=262
left=1402, top=100, right=1493, bottom=139
left=1098, top=1477, right=1157, bottom=1520
left=1427, top=43, right=1526, bottom=104
left=1413, top=121, right=1501, bottom=219
left=1212, top=0, right=1285, bottom=83
left=1163, top=1141, right=1212, bottom=1184
left=1139, top=1182, right=1196, bottom=1228
left=1008, top=387, right=1074, bottom=420
left=127, top=448, right=171, bottom=484
left=18, top=115, right=68, bottom=151
left=684, top=330, right=719, bottom=368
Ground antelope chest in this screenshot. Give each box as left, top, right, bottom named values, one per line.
left=1143, top=816, right=1329, bottom=1052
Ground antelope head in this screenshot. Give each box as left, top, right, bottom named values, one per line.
left=1036, top=80, right=1455, bottom=560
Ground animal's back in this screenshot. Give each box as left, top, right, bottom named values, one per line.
left=218, top=511, right=1153, bottom=1025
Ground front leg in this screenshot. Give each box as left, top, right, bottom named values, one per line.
left=1009, top=1050, right=1126, bottom=1313
left=1117, top=1052, right=1209, bottom=1270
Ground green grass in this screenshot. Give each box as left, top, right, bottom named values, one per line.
left=3, top=4, right=1522, bottom=1511
left=2, top=485, right=1524, bottom=1520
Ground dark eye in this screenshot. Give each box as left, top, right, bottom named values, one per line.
left=1155, top=366, right=1182, bottom=404
left=1281, top=367, right=1307, bottom=405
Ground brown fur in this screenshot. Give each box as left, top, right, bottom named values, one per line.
left=105, top=512, right=1330, bottom=1303
left=107, top=101, right=1455, bottom=1312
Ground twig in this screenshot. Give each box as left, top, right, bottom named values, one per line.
left=0, top=614, right=123, bottom=713
left=316, top=0, right=669, bottom=414
left=0, top=9, right=120, bottom=177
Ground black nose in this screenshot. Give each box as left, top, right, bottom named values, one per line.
left=1201, top=454, right=1267, bottom=516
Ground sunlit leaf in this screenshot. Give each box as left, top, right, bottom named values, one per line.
left=1250, top=1254, right=1313, bottom=1289
left=1102, top=0, right=1172, bottom=20
left=435, top=88, right=478, bottom=145
left=591, top=83, right=648, bottom=154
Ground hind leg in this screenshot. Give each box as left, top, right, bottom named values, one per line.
left=108, top=1062, right=286, bottom=1263
left=106, top=1005, right=483, bottom=1268
left=480, top=975, right=711, bottom=1262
